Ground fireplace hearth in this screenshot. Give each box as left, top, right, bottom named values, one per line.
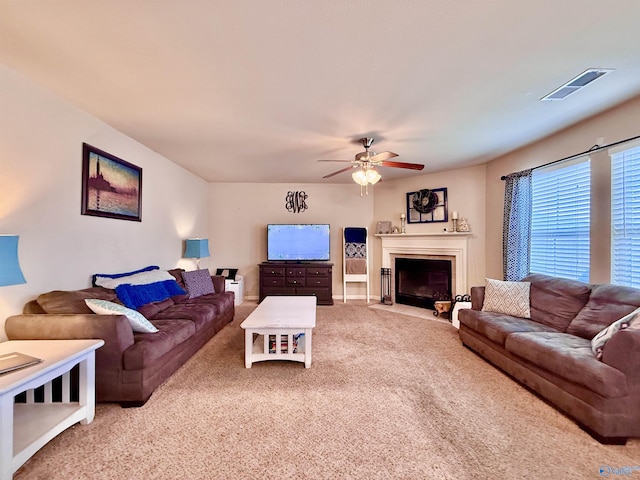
left=395, top=257, right=452, bottom=309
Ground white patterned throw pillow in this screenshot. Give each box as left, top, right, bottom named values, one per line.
left=591, top=306, right=640, bottom=359
left=481, top=278, right=531, bottom=318
left=85, top=299, right=159, bottom=333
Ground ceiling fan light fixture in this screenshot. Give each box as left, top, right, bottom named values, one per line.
left=352, top=166, right=381, bottom=186
left=319, top=136, right=423, bottom=188
left=352, top=169, right=368, bottom=186
left=366, top=168, right=381, bottom=184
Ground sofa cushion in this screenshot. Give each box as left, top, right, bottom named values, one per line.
left=458, top=309, right=557, bottom=346
left=481, top=278, right=531, bottom=318
left=123, top=319, right=196, bottom=370
left=523, top=273, right=592, bottom=331
left=505, top=332, right=628, bottom=398
left=591, top=306, right=640, bottom=359
left=167, top=268, right=187, bottom=289
left=152, top=301, right=220, bottom=330
left=566, top=283, right=640, bottom=339
left=137, top=298, right=175, bottom=319
left=85, top=299, right=159, bottom=333
left=37, top=287, right=118, bottom=314
left=182, top=269, right=215, bottom=298
left=186, top=291, right=235, bottom=312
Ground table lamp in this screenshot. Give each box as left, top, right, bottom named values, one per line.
left=0, top=234, right=26, bottom=286
left=184, top=238, right=210, bottom=270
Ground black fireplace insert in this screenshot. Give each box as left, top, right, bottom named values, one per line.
left=394, top=257, right=452, bottom=309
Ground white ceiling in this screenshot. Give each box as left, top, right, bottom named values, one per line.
left=2, top=0, right=640, bottom=184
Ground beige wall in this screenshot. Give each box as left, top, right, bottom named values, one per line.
left=372, top=164, right=487, bottom=294
left=484, top=95, right=640, bottom=282
left=0, top=66, right=210, bottom=340
left=208, top=183, right=374, bottom=300
left=208, top=164, right=487, bottom=302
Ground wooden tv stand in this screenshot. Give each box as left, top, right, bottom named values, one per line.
left=259, top=262, right=333, bottom=305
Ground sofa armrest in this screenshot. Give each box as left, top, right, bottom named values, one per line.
left=5, top=314, right=135, bottom=358
left=211, top=275, right=225, bottom=293
left=470, top=286, right=485, bottom=310
left=602, top=329, right=640, bottom=382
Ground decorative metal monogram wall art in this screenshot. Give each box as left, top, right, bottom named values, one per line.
left=406, top=187, right=448, bottom=223
left=285, top=191, right=308, bottom=213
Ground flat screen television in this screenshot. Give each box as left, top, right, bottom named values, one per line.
left=267, top=224, right=330, bottom=262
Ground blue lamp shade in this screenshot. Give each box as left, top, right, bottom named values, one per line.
left=0, top=235, right=26, bottom=286
left=184, top=239, right=210, bottom=259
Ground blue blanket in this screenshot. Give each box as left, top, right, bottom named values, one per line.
left=115, top=280, right=186, bottom=310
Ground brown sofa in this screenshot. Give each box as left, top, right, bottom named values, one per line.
left=4, top=268, right=234, bottom=406
left=458, top=273, right=640, bottom=444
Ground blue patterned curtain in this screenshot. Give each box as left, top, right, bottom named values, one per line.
left=503, top=169, right=532, bottom=281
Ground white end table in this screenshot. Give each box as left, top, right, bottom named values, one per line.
left=451, top=301, right=472, bottom=329
left=225, top=275, right=244, bottom=305
left=241, top=296, right=316, bottom=368
left=0, top=339, right=103, bottom=480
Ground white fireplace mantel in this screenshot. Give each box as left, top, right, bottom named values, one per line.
left=375, top=232, right=471, bottom=296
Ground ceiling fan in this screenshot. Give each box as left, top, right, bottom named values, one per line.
left=319, top=137, right=424, bottom=195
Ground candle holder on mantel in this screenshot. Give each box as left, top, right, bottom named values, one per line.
left=451, top=211, right=459, bottom=232
left=400, top=213, right=406, bottom=234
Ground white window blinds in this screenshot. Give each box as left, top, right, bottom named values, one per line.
left=530, top=159, right=591, bottom=282
left=611, top=144, right=640, bottom=287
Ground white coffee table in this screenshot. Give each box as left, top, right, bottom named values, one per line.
left=241, top=296, right=316, bottom=368
left=0, top=339, right=104, bottom=480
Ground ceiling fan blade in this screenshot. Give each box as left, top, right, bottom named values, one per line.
left=370, top=151, right=399, bottom=162
left=323, top=165, right=355, bottom=178
left=380, top=161, right=425, bottom=171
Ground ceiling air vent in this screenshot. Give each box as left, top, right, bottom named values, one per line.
left=541, top=69, right=614, bottom=101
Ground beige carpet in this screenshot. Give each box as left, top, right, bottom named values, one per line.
left=15, top=301, right=640, bottom=479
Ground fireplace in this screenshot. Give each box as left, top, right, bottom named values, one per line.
left=377, top=232, right=470, bottom=307
left=395, top=257, right=452, bottom=309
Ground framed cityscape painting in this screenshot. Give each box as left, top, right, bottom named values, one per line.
left=406, top=187, right=448, bottom=223
left=81, top=143, right=142, bottom=222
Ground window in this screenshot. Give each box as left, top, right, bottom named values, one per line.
left=611, top=144, right=640, bottom=287
left=530, top=159, right=591, bottom=282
